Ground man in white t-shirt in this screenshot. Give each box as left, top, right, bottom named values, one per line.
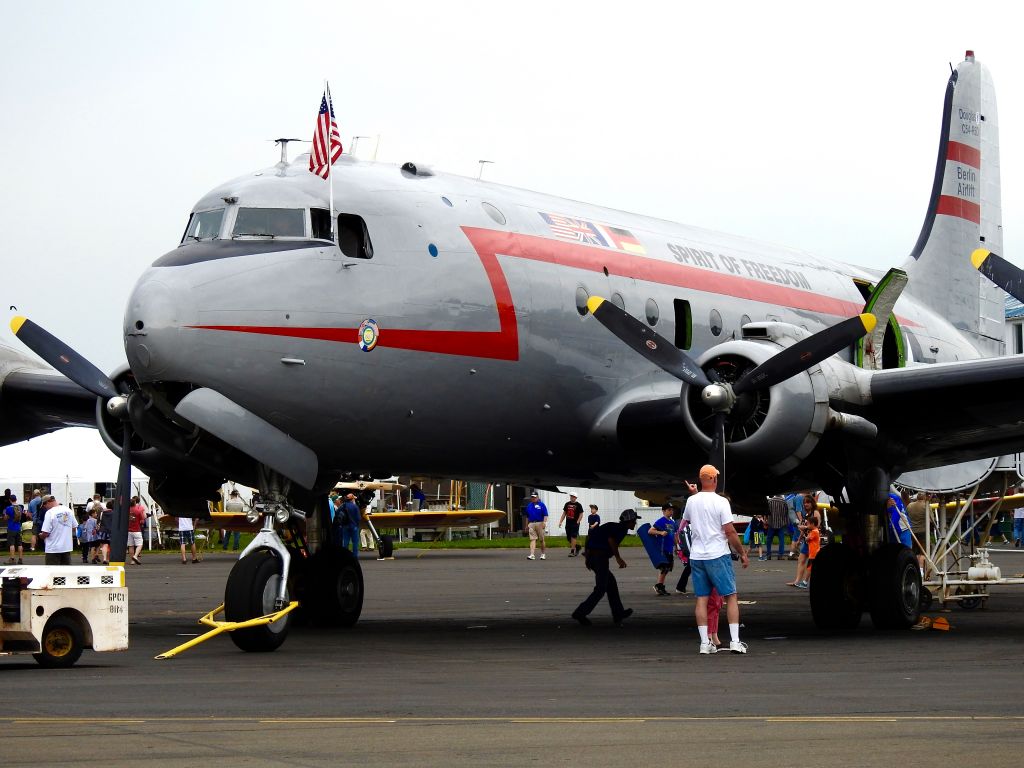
left=178, top=516, right=200, bottom=564
left=38, top=496, right=76, bottom=566
left=683, top=464, right=749, bottom=655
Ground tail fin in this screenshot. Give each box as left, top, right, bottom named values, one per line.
left=903, top=51, right=1004, bottom=355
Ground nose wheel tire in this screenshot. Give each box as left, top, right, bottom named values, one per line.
left=34, top=616, right=85, bottom=668
left=224, top=549, right=291, bottom=652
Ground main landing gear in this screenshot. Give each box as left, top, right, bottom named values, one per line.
left=809, top=466, right=921, bottom=631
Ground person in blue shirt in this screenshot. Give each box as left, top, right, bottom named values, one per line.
left=343, top=493, right=362, bottom=557
left=888, top=493, right=913, bottom=548
left=410, top=484, right=427, bottom=511
left=27, top=489, right=43, bottom=552
left=572, top=509, right=637, bottom=626
left=525, top=492, right=548, bottom=560
left=5, top=494, right=24, bottom=564
left=587, top=504, right=601, bottom=532
left=650, top=503, right=677, bottom=595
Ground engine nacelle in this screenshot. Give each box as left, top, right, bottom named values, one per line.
left=680, top=332, right=831, bottom=476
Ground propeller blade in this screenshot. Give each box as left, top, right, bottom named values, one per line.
left=733, top=313, right=876, bottom=396
left=107, top=429, right=132, bottom=565
left=973, top=248, right=1024, bottom=303
left=9, top=316, right=118, bottom=399
left=586, top=297, right=710, bottom=388
left=709, top=411, right=727, bottom=492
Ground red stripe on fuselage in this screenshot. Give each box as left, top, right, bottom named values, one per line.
left=936, top=195, right=981, bottom=224
left=469, top=228, right=865, bottom=318
left=188, top=228, right=901, bottom=359
left=947, top=141, right=981, bottom=168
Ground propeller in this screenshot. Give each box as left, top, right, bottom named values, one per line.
left=9, top=316, right=131, bottom=564
left=586, top=297, right=710, bottom=387
left=586, top=298, right=875, bottom=491
left=10, top=316, right=119, bottom=399
left=972, top=248, right=1024, bottom=303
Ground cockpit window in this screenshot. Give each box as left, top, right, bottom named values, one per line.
left=183, top=208, right=225, bottom=242
left=311, top=208, right=332, bottom=240
left=337, top=213, right=373, bottom=259
left=232, top=207, right=305, bottom=238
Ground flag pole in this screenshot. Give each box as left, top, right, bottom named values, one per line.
left=327, top=80, right=336, bottom=245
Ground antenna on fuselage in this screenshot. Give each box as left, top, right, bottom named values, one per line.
left=272, top=138, right=305, bottom=165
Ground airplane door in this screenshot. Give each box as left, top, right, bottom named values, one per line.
left=855, top=268, right=908, bottom=370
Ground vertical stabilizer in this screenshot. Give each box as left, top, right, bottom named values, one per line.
left=903, top=51, right=1004, bottom=356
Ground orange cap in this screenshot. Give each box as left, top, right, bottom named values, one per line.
left=699, top=464, right=720, bottom=480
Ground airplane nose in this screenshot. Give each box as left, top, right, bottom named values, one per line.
left=124, top=272, right=182, bottom=379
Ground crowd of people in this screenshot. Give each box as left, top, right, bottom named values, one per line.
left=0, top=488, right=202, bottom=566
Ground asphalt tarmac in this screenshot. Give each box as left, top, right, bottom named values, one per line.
left=4, top=544, right=1024, bottom=767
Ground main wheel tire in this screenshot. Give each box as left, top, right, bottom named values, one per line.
left=307, top=547, right=364, bottom=627
left=868, top=544, right=921, bottom=629
left=34, top=615, right=85, bottom=668
left=224, top=549, right=291, bottom=652
left=809, top=543, right=862, bottom=631
left=378, top=534, right=394, bottom=559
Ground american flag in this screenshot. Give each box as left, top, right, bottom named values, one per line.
left=540, top=212, right=608, bottom=247
left=309, top=87, right=343, bottom=179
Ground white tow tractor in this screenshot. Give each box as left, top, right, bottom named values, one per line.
left=0, top=565, right=128, bottom=667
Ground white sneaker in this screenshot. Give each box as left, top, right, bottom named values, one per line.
left=699, top=642, right=718, bottom=655
left=729, top=640, right=748, bottom=654
left=539, top=554, right=546, bottom=560
left=527, top=555, right=536, bottom=560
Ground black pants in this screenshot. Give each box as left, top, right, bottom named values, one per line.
left=676, top=562, right=691, bottom=592
left=575, top=555, right=625, bottom=620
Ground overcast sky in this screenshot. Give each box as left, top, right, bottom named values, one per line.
left=2, top=1, right=1022, bottom=480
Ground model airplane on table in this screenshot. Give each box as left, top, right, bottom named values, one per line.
left=3, top=51, right=1024, bottom=649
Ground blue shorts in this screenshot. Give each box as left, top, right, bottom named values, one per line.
left=690, top=554, right=737, bottom=598
left=800, top=539, right=809, bottom=555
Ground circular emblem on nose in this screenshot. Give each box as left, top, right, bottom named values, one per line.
left=645, top=340, right=657, bottom=350
left=358, top=319, right=379, bottom=352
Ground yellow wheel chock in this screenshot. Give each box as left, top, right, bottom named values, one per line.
left=155, top=601, right=299, bottom=659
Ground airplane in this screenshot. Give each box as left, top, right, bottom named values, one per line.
left=3, top=50, right=1024, bottom=651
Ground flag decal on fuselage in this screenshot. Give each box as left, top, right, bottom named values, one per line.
left=540, top=212, right=647, bottom=255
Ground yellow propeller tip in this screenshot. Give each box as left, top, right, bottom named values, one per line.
left=971, top=248, right=991, bottom=269
left=585, top=296, right=605, bottom=315
left=860, top=313, right=877, bottom=334
left=9, top=316, right=26, bottom=334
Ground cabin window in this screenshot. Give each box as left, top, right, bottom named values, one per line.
left=611, top=293, right=625, bottom=311
left=740, top=314, right=751, bottom=328
left=182, top=208, right=225, bottom=242
left=482, top=202, right=506, bottom=225
left=673, top=299, right=692, bottom=350
left=337, top=213, right=373, bottom=259
left=645, top=298, right=660, bottom=326
left=232, top=207, right=305, bottom=238
left=575, top=286, right=589, bottom=317
left=710, top=309, right=723, bottom=337
left=311, top=208, right=333, bottom=240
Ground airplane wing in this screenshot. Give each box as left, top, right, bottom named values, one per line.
left=864, top=355, right=1024, bottom=471
left=0, top=344, right=96, bottom=447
